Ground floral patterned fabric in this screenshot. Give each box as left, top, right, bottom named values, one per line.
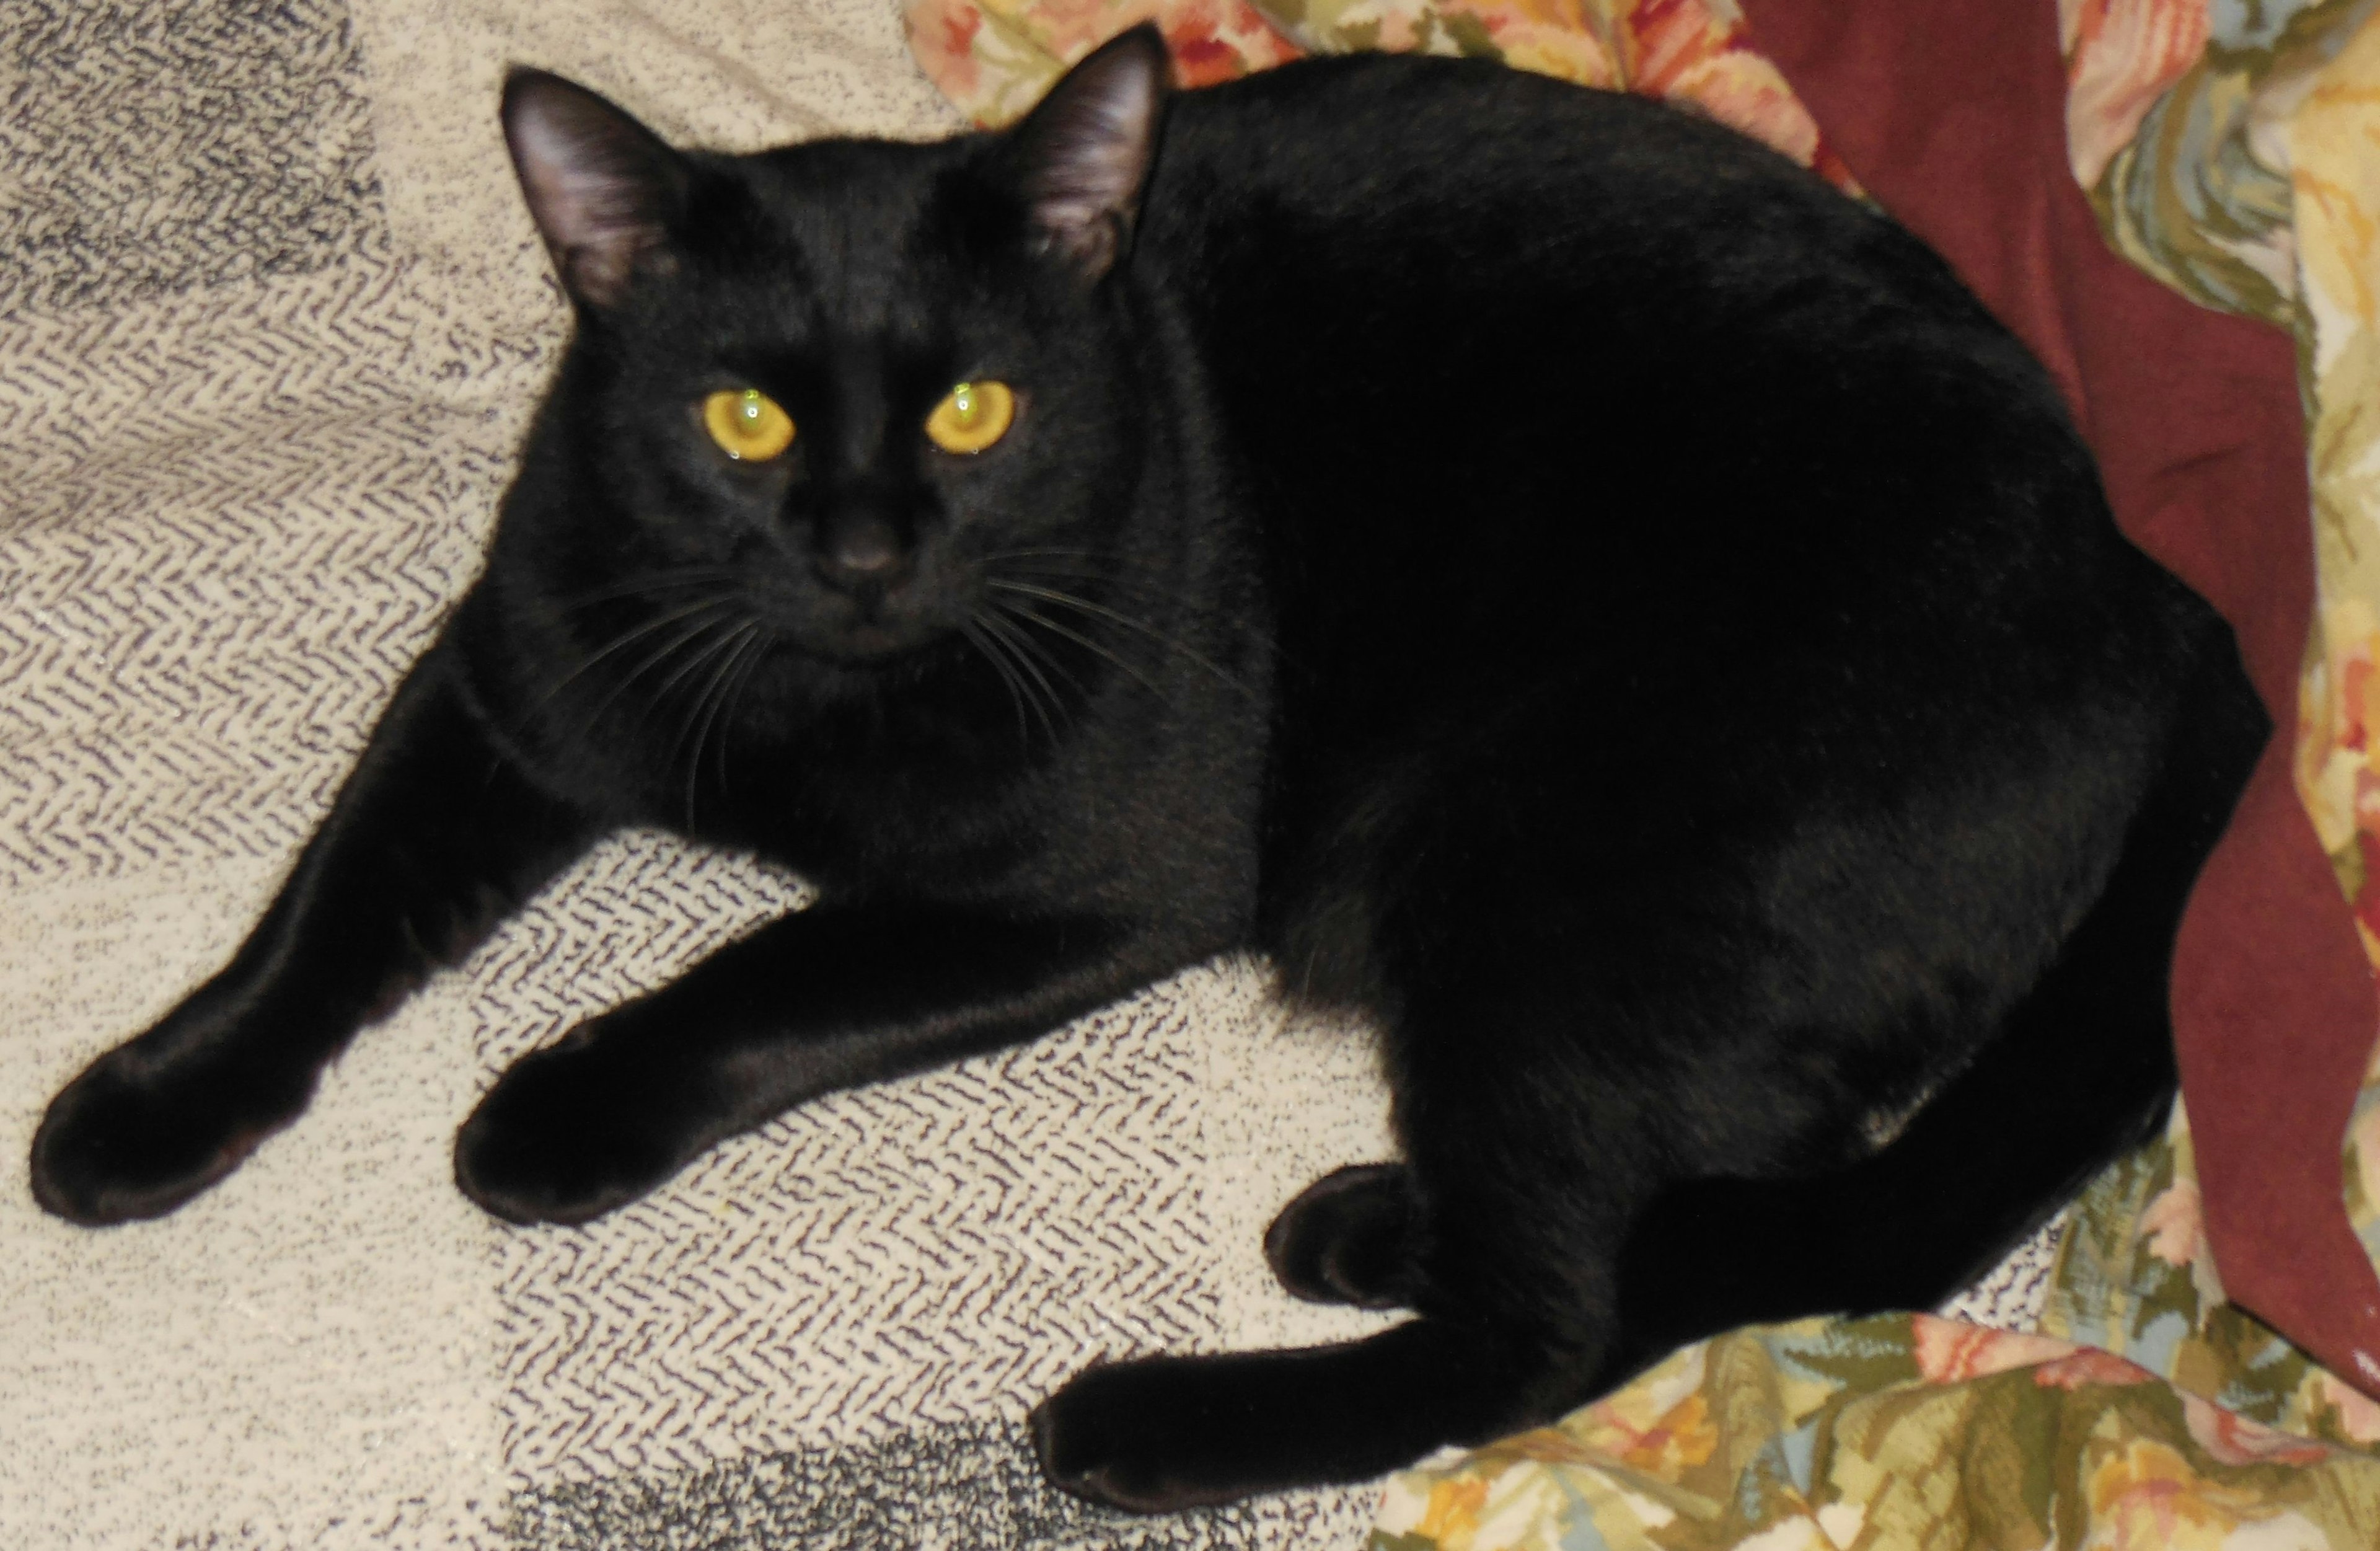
left=901, top=0, right=2380, bottom=1544
left=1370, top=1110, right=2380, bottom=1549
left=907, top=0, right=1303, bottom=130
left=1375, top=1312, right=2380, bottom=1550
left=2074, top=0, right=2380, bottom=1383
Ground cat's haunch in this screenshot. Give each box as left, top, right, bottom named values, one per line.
left=30, top=25, right=2265, bottom=1512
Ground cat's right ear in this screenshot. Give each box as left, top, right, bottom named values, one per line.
left=502, top=71, right=689, bottom=311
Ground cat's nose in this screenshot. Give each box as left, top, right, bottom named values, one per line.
left=814, top=511, right=909, bottom=592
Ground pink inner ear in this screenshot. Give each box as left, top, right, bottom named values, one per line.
left=1016, top=29, right=1168, bottom=276
left=503, top=74, right=682, bottom=309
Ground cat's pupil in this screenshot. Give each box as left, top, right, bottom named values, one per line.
left=950, top=383, right=980, bottom=426
left=736, top=392, right=764, bottom=427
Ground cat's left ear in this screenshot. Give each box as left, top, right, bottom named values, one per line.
left=503, top=70, right=690, bottom=311
left=1007, top=26, right=1170, bottom=281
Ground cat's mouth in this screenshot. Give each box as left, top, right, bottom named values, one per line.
left=750, top=580, right=959, bottom=669
left=776, top=606, right=965, bottom=673
left=738, top=549, right=1013, bottom=678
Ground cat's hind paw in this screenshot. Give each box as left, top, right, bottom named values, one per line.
left=1031, top=1356, right=1262, bottom=1513
left=1263, top=1161, right=1422, bottom=1309
left=1033, top=1322, right=1510, bottom=1511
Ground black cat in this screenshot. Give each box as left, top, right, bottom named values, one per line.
left=30, top=27, right=2266, bottom=1511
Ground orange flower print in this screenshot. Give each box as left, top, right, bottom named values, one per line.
left=1485, top=1426, right=1601, bottom=1467
left=1577, top=1391, right=1719, bottom=1479
left=1911, top=1315, right=2149, bottom=1390
left=1668, top=53, right=1822, bottom=164
left=1910, top=1313, right=2076, bottom=1382
left=2032, top=1346, right=2156, bottom=1391
left=906, top=0, right=987, bottom=110
left=2139, top=1177, right=2204, bottom=1267
left=1621, top=0, right=1844, bottom=186
left=1416, top=1475, right=1489, bottom=1541
left=2062, top=0, right=2208, bottom=188
left=2180, top=1392, right=2334, bottom=1467
left=2085, top=1438, right=2270, bottom=1549
left=1627, top=0, right=1734, bottom=94
left=2317, top=1369, right=2380, bottom=1446
left=2341, top=632, right=2380, bottom=757
left=906, top=0, right=1302, bottom=128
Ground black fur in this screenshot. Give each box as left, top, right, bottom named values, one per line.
left=31, top=30, right=2266, bottom=1511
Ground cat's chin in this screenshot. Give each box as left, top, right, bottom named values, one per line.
left=787, top=621, right=957, bottom=671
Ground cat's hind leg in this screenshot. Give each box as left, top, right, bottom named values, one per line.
left=1032, top=971, right=1850, bottom=1511
left=1032, top=1314, right=1559, bottom=1511
left=1036, top=959, right=1726, bottom=1509
left=1614, top=635, right=2268, bottom=1351
left=1263, top=1161, right=1424, bottom=1309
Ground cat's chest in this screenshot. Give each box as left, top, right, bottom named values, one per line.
left=683, top=705, right=1267, bottom=930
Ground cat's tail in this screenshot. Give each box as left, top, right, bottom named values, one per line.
left=1606, top=619, right=2270, bottom=1371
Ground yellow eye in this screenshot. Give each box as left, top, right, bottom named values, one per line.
left=924, top=379, right=1016, bottom=454
left=702, top=388, right=796, bottom=462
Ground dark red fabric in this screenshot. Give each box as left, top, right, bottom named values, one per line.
left=1740, top=0, right=2380, bottom=1389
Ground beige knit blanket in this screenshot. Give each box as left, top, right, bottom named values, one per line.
left=0, top=2, right=1400, bottom=1544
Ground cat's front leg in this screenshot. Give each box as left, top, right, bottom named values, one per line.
left=453, top=906, right=1169, bottom=1224
left=29, top=644, right=601, bottom=1225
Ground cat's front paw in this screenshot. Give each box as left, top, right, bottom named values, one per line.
left=453, top=1027, right=703, bottom=1226
left=31, top=1043, right=309, bottom=1226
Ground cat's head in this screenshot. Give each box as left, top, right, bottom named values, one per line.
left=484, top=29, right=1182, bottom=787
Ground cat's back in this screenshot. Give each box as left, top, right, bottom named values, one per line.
left=1142, top=53, right=1996, bottom=353
left=1155, top=53, right=1820, bottom=219
left=1137, top=53, right=2074, bottom=556
left=1132, top=52, right=2195, bottom=789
